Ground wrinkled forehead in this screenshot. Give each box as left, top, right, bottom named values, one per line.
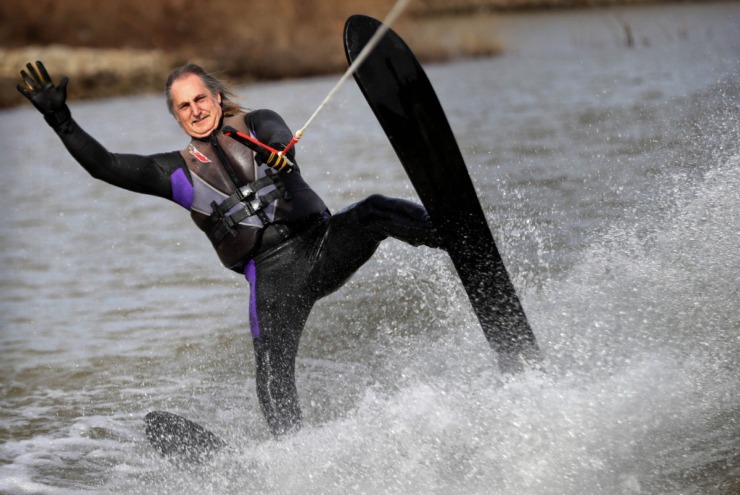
left=170, top=73, right=215, bottom=105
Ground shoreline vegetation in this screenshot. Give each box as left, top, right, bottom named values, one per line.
left=0, top=0, right=699, bottom=108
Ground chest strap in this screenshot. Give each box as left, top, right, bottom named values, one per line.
left=210, top=170, right=288, bottom=244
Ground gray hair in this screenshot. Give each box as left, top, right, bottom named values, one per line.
left=165, top=63, right=244, bottom=117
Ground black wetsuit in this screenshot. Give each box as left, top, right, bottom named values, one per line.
left=51, top=109, right=438, bottom=436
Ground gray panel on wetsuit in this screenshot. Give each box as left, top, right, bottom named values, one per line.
left=189, top=172, right=277, bottom=228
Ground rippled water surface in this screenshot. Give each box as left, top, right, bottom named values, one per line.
left=1, top=3, right=739, bottom=494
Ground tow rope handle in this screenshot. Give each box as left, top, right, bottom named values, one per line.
left=223, top=125, right=300, bottom=158
left=222, top=126, right=282, bottom=155
left=281, top=129, right=302, bottom=155
left=222, top=126, right=295, bottom=173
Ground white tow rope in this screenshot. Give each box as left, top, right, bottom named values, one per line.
left=280, top=0, right=412, bottom=154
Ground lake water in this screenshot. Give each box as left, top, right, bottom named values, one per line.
left=1, top=2, right=738, bottom=494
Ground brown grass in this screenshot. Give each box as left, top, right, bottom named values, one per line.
left=0, top=0, right=670, bottom=107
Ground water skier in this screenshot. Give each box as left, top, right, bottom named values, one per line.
left=17, top=61, right=441, bottom=437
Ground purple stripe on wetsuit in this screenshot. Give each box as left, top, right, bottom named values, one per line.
left=170, top=168, right=194, bottom=209
left=245, top=259, right=261, bottom=338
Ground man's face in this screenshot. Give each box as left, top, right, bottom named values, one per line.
left=170, top=73, right=223, bottom=139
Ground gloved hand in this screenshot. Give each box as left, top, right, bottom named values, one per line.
left=17, top=61, right=71, bottom=128
left=257, top=146, right=294, bottom=173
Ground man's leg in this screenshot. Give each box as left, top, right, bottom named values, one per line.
left=246, top=249, right=313, bottom=437
left=245, top=196, right=439, bottom=436
left=350, top=194, right=442, bottom=248
left=307, top=194, right=441, bottom=300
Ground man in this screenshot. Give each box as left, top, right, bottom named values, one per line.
left=17, top=61, right=441, bottom=437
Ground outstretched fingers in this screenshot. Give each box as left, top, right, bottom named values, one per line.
left=19, top=61, right=51, bottom=92
left=34, top=61, right=53, bottom=85
left=18, top=69, right=37, bottom=95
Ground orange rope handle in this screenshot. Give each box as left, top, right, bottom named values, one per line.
left=222, top=127, right=282, bottom=155
left=281, top=129, right=303, bottom=155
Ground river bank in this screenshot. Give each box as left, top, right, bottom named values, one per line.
left=0, top=0, right=717, bottom=107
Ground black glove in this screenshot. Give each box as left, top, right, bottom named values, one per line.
left=257, top=146, right=294, bottom=173
left=17, top=61, right=71, bottom=128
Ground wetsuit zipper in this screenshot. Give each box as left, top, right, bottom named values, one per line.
left=210, top=132, right=242, bottom=187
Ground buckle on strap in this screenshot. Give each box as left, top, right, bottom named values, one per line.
left=216, top=183, right=256, bottom=215
left=235, top=183, right=256, bottom=200
left=210, top=199, right=238, bottom=237
left=211, top=171, right=281, bottom=218
left=212, top=196, right=265, bottom=238
left=208, top=171, right=291, bottom=245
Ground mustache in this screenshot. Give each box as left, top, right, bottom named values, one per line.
left=191, top=113, right=210, bottom=124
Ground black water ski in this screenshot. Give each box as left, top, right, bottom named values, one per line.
left=144, top=411, right=226, bottom=464
left=344, top=15, right=541, bottom=373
